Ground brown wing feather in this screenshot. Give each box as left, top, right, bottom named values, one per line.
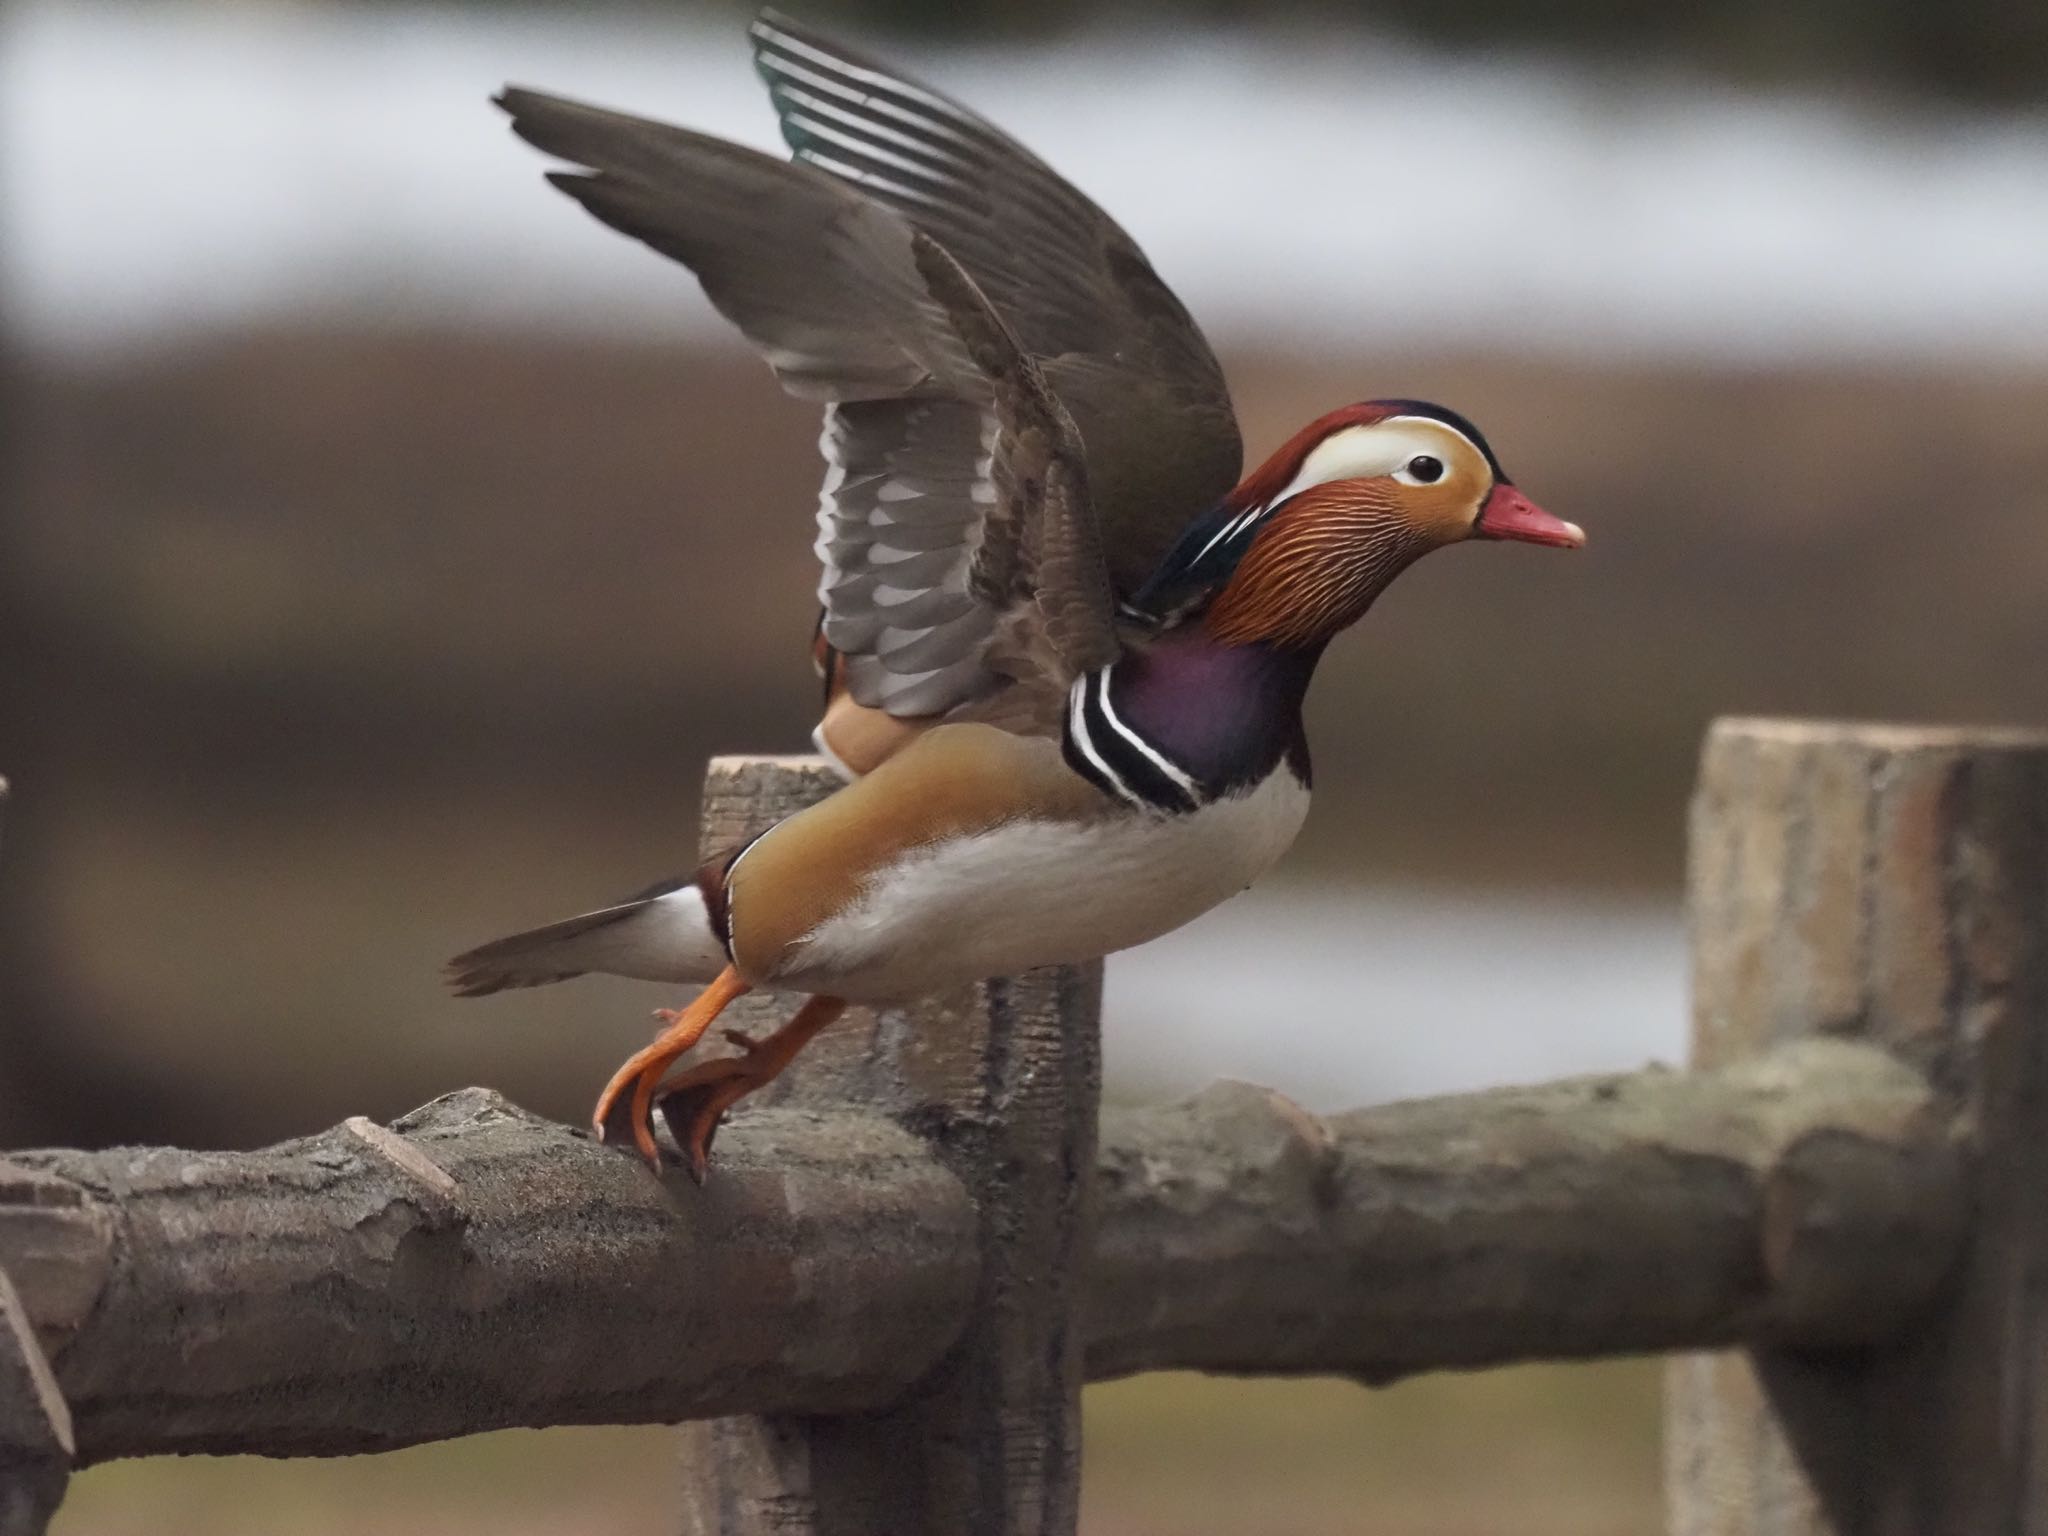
left=502, top=82, right=1119, bottom=733
left=749, top=10, right=1243, bottom=593
left=909, top=235, right=1117, bottom=688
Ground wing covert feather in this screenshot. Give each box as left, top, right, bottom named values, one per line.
left=749, top=11, right=1243, bottom=589
left=502, top=80, right=1118, bottom=722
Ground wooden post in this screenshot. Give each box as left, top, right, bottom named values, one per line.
left=1668, top=719, right=2048, bottom=1535
left=674, top=757, right=1102, bottom=1536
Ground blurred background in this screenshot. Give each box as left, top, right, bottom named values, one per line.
left=3, top=0, right=2044, bottom=1531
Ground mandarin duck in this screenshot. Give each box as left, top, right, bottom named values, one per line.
left=448, top=11, right=1584, bottom=1179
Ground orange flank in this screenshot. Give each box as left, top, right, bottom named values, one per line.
left=816, top=689, right=929, bottom=776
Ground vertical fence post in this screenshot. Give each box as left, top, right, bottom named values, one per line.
left=673, top=756, right=1101, bottom=1536
left=1668, top=718, right=2048, bottom=1535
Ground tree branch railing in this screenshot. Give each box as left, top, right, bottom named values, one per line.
left=0, top=1036, right=1958, bottom=1468
left=1, top=719, right=2043, bottom=1536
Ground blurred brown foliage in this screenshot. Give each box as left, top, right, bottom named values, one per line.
left=3, top=330, right=2046, bottom=1152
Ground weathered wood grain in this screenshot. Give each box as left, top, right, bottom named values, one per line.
left=1668, top=717, right=2048, bottom=1536
left=0, top=1036, right=1963, bottom=1474
left=5, top=1092, right=977, bottom=1463
left=1089, top=1039, right=1959, bottom=1383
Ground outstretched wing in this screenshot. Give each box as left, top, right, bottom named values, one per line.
left=748, top=10, right=1242, bottom=595
left=498, top=87, right=1116, bottom=716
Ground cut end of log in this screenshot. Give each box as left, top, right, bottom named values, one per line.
left=1708, top=715, right=2048, bottom=757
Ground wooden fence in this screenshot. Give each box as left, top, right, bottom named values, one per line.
left=1, top=716, right=2042, bottom=1535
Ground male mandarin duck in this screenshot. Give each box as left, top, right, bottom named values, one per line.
left=447, top=11, right=1584, bottom=1178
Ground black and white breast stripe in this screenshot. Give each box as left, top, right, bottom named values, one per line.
left=1062, top=666, right=1203, bottom=814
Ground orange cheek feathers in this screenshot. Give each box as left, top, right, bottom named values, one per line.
left=1202, top=488, right=1433, bottom=648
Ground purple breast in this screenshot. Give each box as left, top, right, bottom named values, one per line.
left=1109, top=632, right=1320, bottom=795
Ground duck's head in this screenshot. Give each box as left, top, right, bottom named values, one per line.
left=1129, top=400, right=1582, bottom=648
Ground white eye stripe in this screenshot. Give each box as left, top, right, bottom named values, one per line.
left=1268, top=417, right=1483, bottom=506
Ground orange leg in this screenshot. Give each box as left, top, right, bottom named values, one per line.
left=655, top=994, right=847, bottom=1183
left=592, top=966, right=750, bottom=1166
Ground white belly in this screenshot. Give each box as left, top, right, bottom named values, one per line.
left=773, top=769, right=1311, bottom=1002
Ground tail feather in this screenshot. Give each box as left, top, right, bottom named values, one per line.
left=445, top=878, right=729, bottom=998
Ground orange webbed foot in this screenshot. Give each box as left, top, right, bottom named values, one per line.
left=591, top=967, right=750, bottom=1169
left=655, top=1059, right=763, bottom=1185
left=652, top=995, right=847, bottom=1183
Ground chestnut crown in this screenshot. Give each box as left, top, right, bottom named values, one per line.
left=1128, top=399, right=1580, bottom=647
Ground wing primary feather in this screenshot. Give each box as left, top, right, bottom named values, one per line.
left=797, top=151, right=949, bottom=209
left=500, top=30, right=1222, bottom=734
left=771, top=81, right=974, bottom=171
left=742, top=12, right=1245, bottom=595
left=752, top=15, right=1000, bottom=144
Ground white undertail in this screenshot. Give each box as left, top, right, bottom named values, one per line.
left=446, top=884, right=729, bottom=997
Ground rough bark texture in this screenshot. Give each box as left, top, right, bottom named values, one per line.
left=1089, top=1039, right=1961, bottom=1383
left=0, top=1029, right=1965, bottom=1480
left=675, top=756, right=1104, bottom=1536
left=2, top=1092, right=977, bottom=1464
left=1667, top=718, right=2048, bottom=1536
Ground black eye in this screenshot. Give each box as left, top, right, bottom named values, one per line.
left=1406, top=455, right=1444, bottom=484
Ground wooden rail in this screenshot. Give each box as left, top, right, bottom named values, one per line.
left=0, top=719, right=2041, bottom=1536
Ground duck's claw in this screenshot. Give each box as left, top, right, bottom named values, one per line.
left=656, top=1060, right=762, bottom=1185
left=592, top=1045, right=673, bottom=1166
left=652, top=994, right=848, bottom=1183
left=589, top=967, right=751, bottom=1170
